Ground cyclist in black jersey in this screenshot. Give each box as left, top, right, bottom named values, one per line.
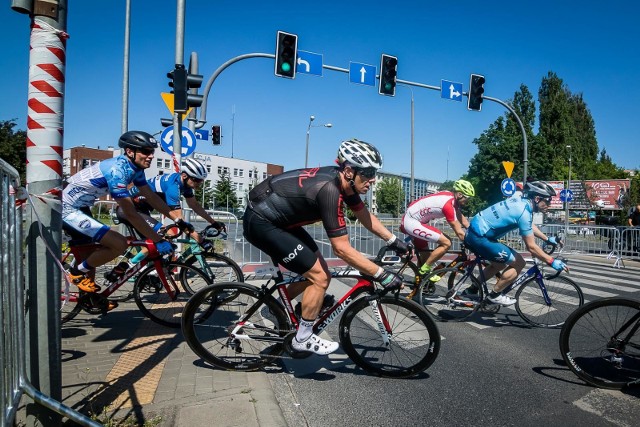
left=243, top=139, right=410, bottom=355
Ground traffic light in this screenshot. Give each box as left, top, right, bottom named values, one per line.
left=467, top=74, right=485, bottom=111
left=212, top=125, right=221, bottom=145
left=379, top=54, right=398, bottom=96
left=275, top=31, right=298, bottom=79
left=167, top=64, right=204, bottom=113
left=160, top=118, right=172, bottom=127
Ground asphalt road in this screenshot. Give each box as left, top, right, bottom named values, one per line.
left=266, top=258, right=640, bottom=427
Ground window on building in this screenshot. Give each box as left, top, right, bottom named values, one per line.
left=262, top=172, right=267, bottom=179
left=233, top=168, right=238, bottom=177
left=248, top=169, right=253, bottom=179
left=238, top=169, right=244, bottom=177
left=164, top=159, right=171, bottom=169
left=157, top=159, right=163, bottom=168
left=238, top=183, right=244, bottom=191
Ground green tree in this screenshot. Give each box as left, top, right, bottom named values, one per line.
left=193, top=181, right=216, bottom=209
left=375, top=176, right=404, bottom=216
left=213, top=171, right=238, bottom=211
left=0, top=120, right=26, bottom=183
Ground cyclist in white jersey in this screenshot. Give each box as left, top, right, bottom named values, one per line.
left=463, top=180, right=568, bottom=306
left=401, top=179, right=475, bottom=280
left=62, top=131, right=193, bottom=297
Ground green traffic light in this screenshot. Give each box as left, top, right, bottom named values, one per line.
left=385, top=83, right=392, bottom=91
left=281, top=62, right=291, bottom=72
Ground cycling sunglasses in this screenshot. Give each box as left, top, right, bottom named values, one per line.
left=137, top=147, right=155, bottom=156
left=190, top=177, right=204, bottom=183
left=356, top=167, right=377, bottom=180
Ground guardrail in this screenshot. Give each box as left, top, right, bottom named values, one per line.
left=0, top=159, right=100, bottom=426
left=233, top=215, right=640, bottom=270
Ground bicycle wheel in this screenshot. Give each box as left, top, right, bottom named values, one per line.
left=181, top=252, right=244, bottom=293
left=380, top=260, right=421, bottom=298
left=559, top=298, right=640, bottom=389
left=134, top=261, right=211, bottom=328
left=181, top=283, right=289, bottom=371
left=418, top=267, right=483, bottom=321
left=515, top=275, right=584, bottom=327
left=339, top=295, right=440, bottom=378
left=60, top=290, right=82, bottom=323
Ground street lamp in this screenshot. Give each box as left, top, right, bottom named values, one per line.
left=564, top=145, right=572, bottom=233
left=305, top=115, right=332, bottom=168
left=397, top=84, right=415, bottom=203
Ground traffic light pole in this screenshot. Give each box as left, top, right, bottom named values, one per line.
left=195, top=53, right=529, bottom=183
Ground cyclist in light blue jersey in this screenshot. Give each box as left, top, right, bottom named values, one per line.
left=62, top=131, right=193, bottom=296
left=463, top=180, right=568, bottom=306
left=117, top=157, right=225, bottom=252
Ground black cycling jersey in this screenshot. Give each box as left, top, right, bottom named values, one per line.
left=247, top=166, right=364, bottom=238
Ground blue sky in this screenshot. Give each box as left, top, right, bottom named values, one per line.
left=3, top=1, right=639, bottom=182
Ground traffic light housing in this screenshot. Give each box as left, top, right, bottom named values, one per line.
left=212, top=125, right=221, bottom=145
left=168, top=64, right=204, bottom=113
left=379, top=54, right=398, bottom=96
left=275, top=31, right=298, bottom=79
left=467, top=74, right=485, bottom=111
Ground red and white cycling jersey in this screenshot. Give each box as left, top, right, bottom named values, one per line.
left=404, top=191, right=459, bottom=223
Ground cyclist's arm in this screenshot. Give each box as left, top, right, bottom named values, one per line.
left=351, top=205, right=395, bottom=242
left=329, top=234, right=380, bottom=276
left=137, top=185, right=181, bottom=223
left=448, top=219, right=466, bottom=241
left=522, top=234, right=553, bottom=265
left=460, top=214, right=471, bottom=229
left=116, top=197, right=163, bottom=242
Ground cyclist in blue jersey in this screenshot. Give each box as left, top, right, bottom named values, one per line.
left=463, top=180, right=568, bottom=306
left=116, top=157, right=226, bottom=252
left=62, top=131, right=193, bottom=298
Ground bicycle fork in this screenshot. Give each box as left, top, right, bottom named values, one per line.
left=368, top=300, right=391, bottom=347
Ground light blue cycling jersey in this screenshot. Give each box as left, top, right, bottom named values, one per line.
left=129, top=172, right=194, bottom=210
left=62, top=155, right=148, bottom=212
left=469, top=195, right=534, bottom=240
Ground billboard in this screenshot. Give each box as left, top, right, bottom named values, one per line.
left=545, top=179, right=630, bottom=210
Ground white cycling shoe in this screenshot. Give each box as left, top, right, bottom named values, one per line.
left=292, top=334, right=339, bottom=355
left=487, top=293, right=517, bottom=306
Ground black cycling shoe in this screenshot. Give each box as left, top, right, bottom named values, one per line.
left=294, top=294, right=336, bottom=320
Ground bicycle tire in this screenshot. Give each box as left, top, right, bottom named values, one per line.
left=339, top=295, right=440, bottom=378
left=418, top=267, right=483, bottom=321
left=559, top=298, right=640, bottom=389
left=60, top=291, right=82, bottom=323
left=181, top=282, right=290, bottom=371
left=515, top=275, right=584, bottom=327
left=181, top=252, right=244, bottom=293
left=134, top=261, right=211, bottom=328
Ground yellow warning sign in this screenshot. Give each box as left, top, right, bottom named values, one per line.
left=161, top=92, right=192, bottom=119
left=502, top=161, right=515, bottom=178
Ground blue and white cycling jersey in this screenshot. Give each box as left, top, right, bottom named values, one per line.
left=469, top=195, right=534, bottom=240
left=62, top=155, right=148, bottom=213
left=62, top=155, right=149, bottom=241
left=129, top=172, right=194, bottom=210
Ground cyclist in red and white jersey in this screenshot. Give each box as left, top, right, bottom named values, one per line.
left=400, top=179, right=475, bottom=279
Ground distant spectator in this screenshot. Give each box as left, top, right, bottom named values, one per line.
left=628, top=203, right=640, bottom=226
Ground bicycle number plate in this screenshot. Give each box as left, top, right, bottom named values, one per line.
left=254, top=266, right=279, bottom=277
left=381, top=255, right=401, bottom=265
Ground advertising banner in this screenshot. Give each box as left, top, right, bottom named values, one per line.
left=545, top=179, right=630, bottom=210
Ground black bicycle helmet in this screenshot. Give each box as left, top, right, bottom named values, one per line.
left=524, top=180, right=556, bottom=198
left=118, top=131, right=158, bottom=150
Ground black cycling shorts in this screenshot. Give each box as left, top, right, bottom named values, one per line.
left=243, top=208, right=319, bottom=275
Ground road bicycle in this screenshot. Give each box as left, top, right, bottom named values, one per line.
left=61, top=230, right=212, bottom=327
left=559, top=297, right=640, bottom=390
left=181, top=261, right=441, bottom=378
left=419, top=242, right=584, bottom=327
left=372, top=242, right=470, bottom=299
left=104, top=222, right=243, bottom=302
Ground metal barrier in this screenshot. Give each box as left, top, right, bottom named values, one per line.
left=0, top=158, right=100, bottom=427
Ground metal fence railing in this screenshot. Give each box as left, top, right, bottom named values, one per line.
left=0, top=158, right=99, bottom=427
left=233, top=215, right=640, bottom=271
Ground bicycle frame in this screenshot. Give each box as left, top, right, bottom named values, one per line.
left=229, top=269, right=392, bottom=344
left=468, top=255, right=556, bottom=306
left=65, top=238, right=177, bottom=300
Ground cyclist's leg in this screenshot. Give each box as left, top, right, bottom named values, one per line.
left=402, top=216, right=447, bottom=274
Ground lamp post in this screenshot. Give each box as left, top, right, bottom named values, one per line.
left=397, top=84, right=415, bottom=203
left=564, top=145, right=572, bottom=234
left=305, top=115, right=332, bottom=168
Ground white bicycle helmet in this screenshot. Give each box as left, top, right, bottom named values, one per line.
left=524, top=180, right=556, bottom=198
left=182, top=158, right=207, bottom=180
left=337, top=139, right=383, bottom=169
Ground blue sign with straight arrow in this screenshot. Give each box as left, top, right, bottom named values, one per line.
left=349, top=62, right=376, bottom=86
